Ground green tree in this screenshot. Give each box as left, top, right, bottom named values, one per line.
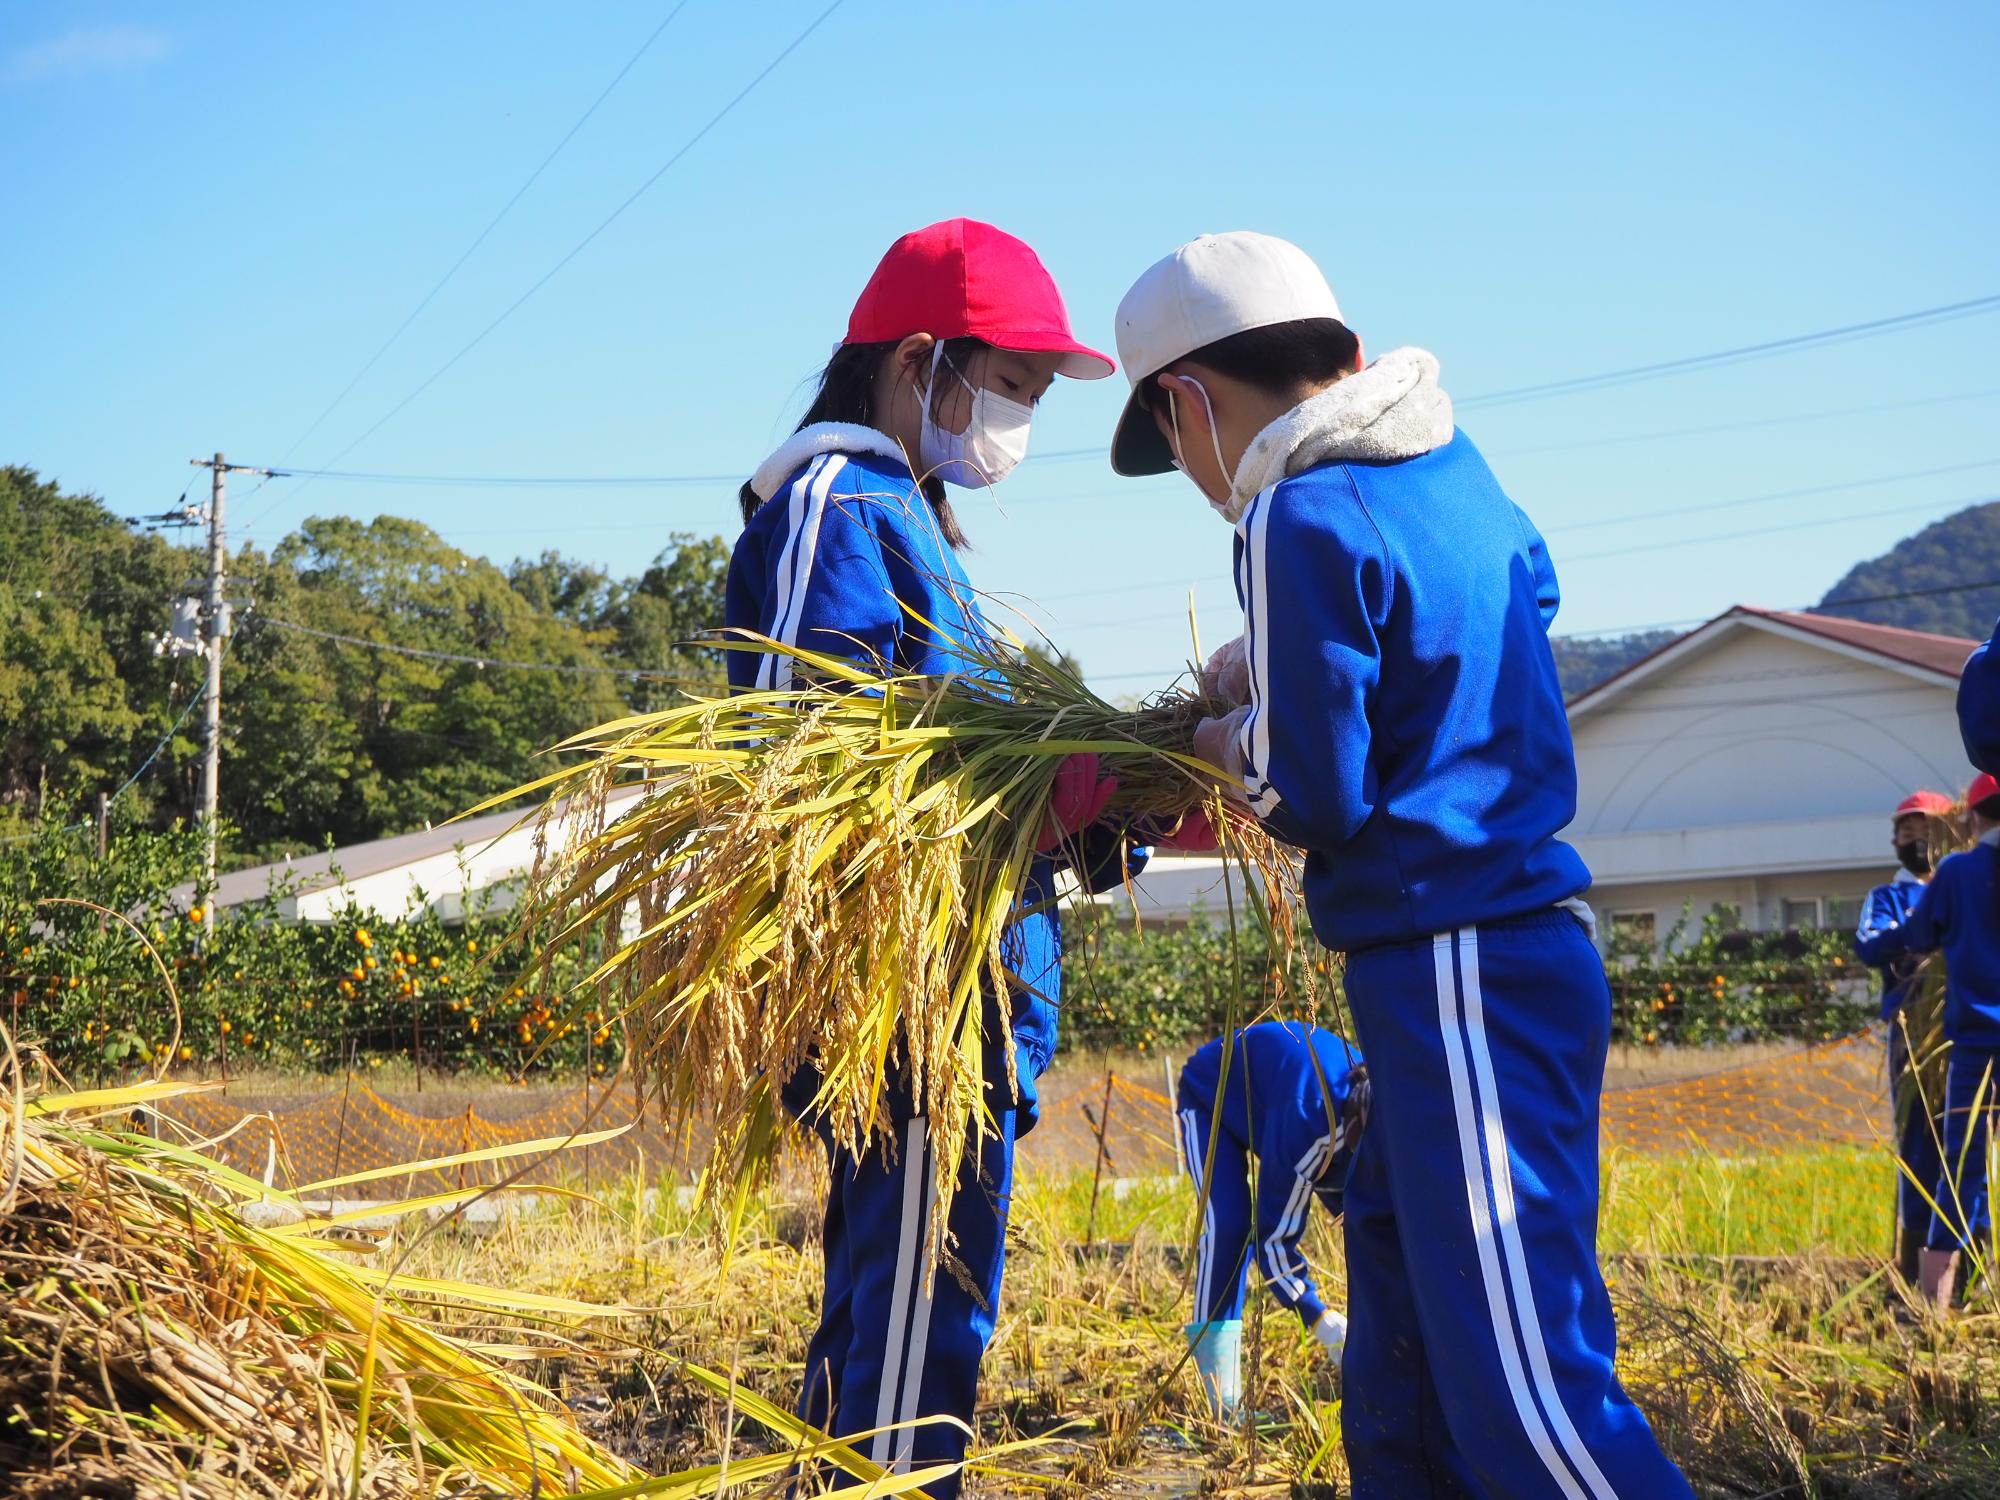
left=607, top=534, right=730, bottom=707
left=0, top=467, right=730, bottom=855
left=0, top=466, right=193, bottom=825
left=1549, top=630, right=1681, bottom=698
left=232, top=516, right=631, bottom=852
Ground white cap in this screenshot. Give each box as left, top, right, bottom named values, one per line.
left=1110, top=232, right=1342, bottom=476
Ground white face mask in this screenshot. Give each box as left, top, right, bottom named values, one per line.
left=1165, top=376, right=1240, bottom=522
left=917, top=347, right=1033, bottom=488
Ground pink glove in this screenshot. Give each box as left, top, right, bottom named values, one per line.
left=1037, top=753, right=1119, bottom=854
left=1192, top=706, right=1251, bottom=795
left=1147, top=806, right=1222, bottom=853
left=1200, top=635, right=1250, bottom=706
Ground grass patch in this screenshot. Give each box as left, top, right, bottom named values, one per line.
left=1602, top=1144, right=1890, bottom=1258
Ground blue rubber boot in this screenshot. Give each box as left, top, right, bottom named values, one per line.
left=1185, top=1319, right=1242, bottom=1422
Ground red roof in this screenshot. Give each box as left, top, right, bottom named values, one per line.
left=1734, top=607, right=1978, bottom=678
left=1568, top=605, right=1980, bottom=714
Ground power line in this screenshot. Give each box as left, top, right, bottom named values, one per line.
left=237, top=335, right=2000, bottom=510
left=246, top=464, right=741, bottom=490
left=1085, top=576, right=2000, bottom=685
left=1563, top=492, right=1996, bottom=564
left=1816, top=575, right=2000, bottom=614
left=275, top=3, right=695, bottom=465
left=107, top=682, right=210, bottom=806
left=244, top=0, right=849, bottom=537
left=0, top=682, right=214, bottom=847
left=1457, top=293, right=2000, bottom=410
left=1486, top=386, right=2000, bottom=460
left=1026, top=469, right=2000, bottom=610
left=1545, top=456, right=2000, bottom=535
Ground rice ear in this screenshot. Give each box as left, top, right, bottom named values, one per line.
left=506, top=636, right=1309, bottom=1268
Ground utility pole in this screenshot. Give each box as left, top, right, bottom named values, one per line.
left=186, top=454, right=270, bottom=930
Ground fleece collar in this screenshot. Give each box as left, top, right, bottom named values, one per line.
left=1220, top=347, right=1455, bottom=524
left=748, top=423, right=912, bottom=506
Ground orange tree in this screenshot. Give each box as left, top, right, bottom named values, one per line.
left=0, top=814, right=619, bottom=1078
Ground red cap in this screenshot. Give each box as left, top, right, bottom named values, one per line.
left=1896, top=790, right=1956, bottom=820
left=1970, top=773, right=2000, bottom=809
left=844, top=219, right=1114, bottom=380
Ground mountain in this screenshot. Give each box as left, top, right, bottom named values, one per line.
left=1816, top=501, right=2000, bottom=640
left=1551, top=631, right=1681, bottom=700
left=1553, top=502, right=2000, bottom=701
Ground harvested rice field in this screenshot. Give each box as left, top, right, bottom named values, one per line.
left=388, top=1148, right=2000, bottom=1499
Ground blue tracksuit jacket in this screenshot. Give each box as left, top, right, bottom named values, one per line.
left=1176, top=1023, right=1366, bottom=1329
left=1854, top=871, right=1928, bottom=1020
left=726, top=437, right=1143, bottom=1129
left=1880, top=835, right=2000, bottom=1253
left=731, top=433, right=1143, bottom=1496
left=1231, top=429, right=1591, bottom=952
left=1964, top=619, right=2000, bottom=775
left=1854, top=870, right=1947, bottom=1234
left=1880, top=836, right=2000, bottom=1048
left=1225, top=409, right=1687, bottom=1496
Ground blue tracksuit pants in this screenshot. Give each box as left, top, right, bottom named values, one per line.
left=1174, top=1088, right=1345, bottom=1328
left=1888, top=1028, right=1945, bottom=1238
left=1177, top=1102, right=1258, bottom=1325
left=1927, top=1044, right=2000, bottom=1254
left=798, top=1110, right=1015, bottom=1498
left=1340, top=911, right=1692, bottom=1500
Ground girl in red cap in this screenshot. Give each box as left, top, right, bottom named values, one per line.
left=1854, top=790, right=1957, bottom=1285
left=724, top=218, right=1136, bottom=1494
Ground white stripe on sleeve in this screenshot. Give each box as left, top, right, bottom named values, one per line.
left=1236, top=484, right=1282, bottom=816
left=759, top=453, right=847, bottom=690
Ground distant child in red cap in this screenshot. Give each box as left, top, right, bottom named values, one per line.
left=724, top=219, right=1140, bottom=1494
left=1877, top=772, right=2000, bottom=1313
left=1854, top=790, right=1956, bottom=1284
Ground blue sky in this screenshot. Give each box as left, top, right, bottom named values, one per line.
left=4, top=1, right=1996, bottom=689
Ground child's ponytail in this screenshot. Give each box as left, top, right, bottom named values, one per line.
left=738, top=339, right=974, bottom=550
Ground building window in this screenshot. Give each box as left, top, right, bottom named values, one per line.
left=1826, top=895, right=1864, bottom=931
left=1607, top=910, right=1656, bottom=951
left=1780, top=896, right=1823, bottom=931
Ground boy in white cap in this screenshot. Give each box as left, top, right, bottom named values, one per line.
left=1110, top=233, right=1692, bottom=1498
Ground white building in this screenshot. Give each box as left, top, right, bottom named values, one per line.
left=1565, top=607, right=1979, bottom=947
left=185, top=789, right=645, bottom=923
left=195, top=605, right=1980, bottom=944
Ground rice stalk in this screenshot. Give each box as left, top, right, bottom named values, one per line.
left=0, top=1065, right=642, bottom=1497
left=485, top=633, right=1307, bottom=1269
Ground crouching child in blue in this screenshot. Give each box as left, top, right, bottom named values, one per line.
left=1176, top=1022, right=1367, bottom=1419
left=1872, top=773, right=2000, bottom=1313
left=725, top=219, right=1142, bottom=1496
left=1109, top=232, right=1693, bottom=1499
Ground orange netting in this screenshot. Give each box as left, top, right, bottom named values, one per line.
left=142, top=1031, right=1894, bottom=1198
left=1024, top=1031, right=1892, bottom=1179
left=150, top=1078, right=686, bottom=1197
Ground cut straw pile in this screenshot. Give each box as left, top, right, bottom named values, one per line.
left=498, top=636, right=1303, bottom=1260
left=0, top=1069, right=640, bottom=1499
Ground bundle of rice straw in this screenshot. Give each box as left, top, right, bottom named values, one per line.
left=0, top=1067, right=640, bottom=1499
left=496, top=636, right=1305, bottom=1261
